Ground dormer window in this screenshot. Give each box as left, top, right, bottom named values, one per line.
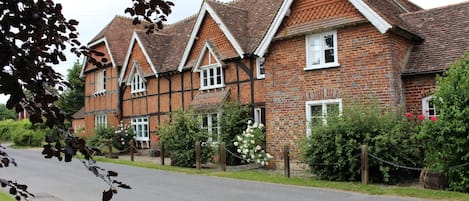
left=200, top=64, right=223, bottom=90
left=131, top=73, right=146, bottom=94
left=195, top=43, right=225, bottom=90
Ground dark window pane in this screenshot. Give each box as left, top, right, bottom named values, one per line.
left=324, top=49, right=335, bottom=63
left=324, top=34, right=334, bottom=48
left=311, top=105, right=322, bottom=117
left=202, top=116, right=208, bottom=128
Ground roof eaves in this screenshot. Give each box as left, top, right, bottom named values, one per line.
left=254, top=0, right=294, bottom=57
left=177, top=1, right=245, bottom=72
left=348, top=0, right=392, bottom=34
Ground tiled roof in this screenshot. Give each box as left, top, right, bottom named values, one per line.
left=71, top=107, right=85, bottom=119
left=363, top=0, right=422, bottom=35
left=401, top=2, right=469, bottom=74
left=88, top=16, right=144, bottom=67
left=161, top=17, right=198, bottom=73
left=189, top=89, right=230, bottom=111
left=206, top=1, right=248, bottom=52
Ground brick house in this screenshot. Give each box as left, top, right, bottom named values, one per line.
left=79, top=0, right=469, bottom=168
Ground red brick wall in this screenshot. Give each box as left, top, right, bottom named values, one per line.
left=403, top=74, right=437, bottom=115
left=83, top=43, right=120, bottom=135
left=264, top=23, right=409, bottom=168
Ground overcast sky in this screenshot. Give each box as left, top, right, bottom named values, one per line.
left=1, top=0, right=468, bottom=104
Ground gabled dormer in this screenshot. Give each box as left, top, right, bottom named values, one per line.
left=126, top=61, right=147, bottom=96
left=193, top=42, right=226, bottom=91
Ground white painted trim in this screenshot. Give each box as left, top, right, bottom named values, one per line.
left=119, top=32, right=158, bottom=85
left=254, top=0, right=294, bottom=57
left=305, top=99, right=342, bottom=137
left=305, top=30, right=340, bottom=70
left=422, top=95, right=437, bottom=118
left=88, top=37, right=116, bottom=68
left=348, top=0, right=392, bottom=34
left=193, top=42, right=223, bottom=72
left=256, top=57, right=266, bottom=79
left=80, top=37, right=116, bottom=78
left=205, top=3, right=244, bottom=57
left=177, top=2, right=245, bottom=72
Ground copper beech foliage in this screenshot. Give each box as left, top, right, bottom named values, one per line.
left=0, top=0, right=173, bottom=200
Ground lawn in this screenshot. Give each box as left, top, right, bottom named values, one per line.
left=95, top=157, right=469, bottom=201
left=0, top=190, right=16, bottom=201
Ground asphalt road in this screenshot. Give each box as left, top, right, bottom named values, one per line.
left=0, top=148, right=425, bottom=201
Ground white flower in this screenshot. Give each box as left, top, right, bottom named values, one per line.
left=261, top=161, right=265, bottom=166
left=256, top=145, right=262, bottom=151
left=259, top=123, right=265, bottom=129
left=233, top=142, right=239, bottom=146
left=266, top=153, right=273, bottom=159
left=247, top=120, right=253, bottom=125
left=237, top=149, right=241, bottom=153
left=250, top=140, right=255, bottom=144
left=237, top=136, right=242, bottom=141
left=243, top=149, right=249, bottom=154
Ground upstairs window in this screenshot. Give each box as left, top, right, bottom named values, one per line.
left=95, top=69, right=106, bottom=95
left=306, top=99, right=342, bottom=136
left=131, top=73, right=146, bottom=94
left=305, top=31, right=339, bottom=70
left=256, top=57, right=266, bottom=79
left=200, top=64, right=224, bottom=90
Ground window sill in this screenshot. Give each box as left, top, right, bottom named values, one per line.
left=256, top=75, right=266, bottom=80
left=131, top=90, right=147, bottom=97
left=199, top=84, right=225, bottom=91
left=304, top=63, right=340, bottom=71
left=94, top=90, right=106, bottom=97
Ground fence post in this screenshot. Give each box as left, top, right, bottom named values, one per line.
left=361, top=145, right=369, bottom=185
left=284, top=144, right=290, bottom=178
left=108, top=139, right=112, bottom=159
left=160, top=144, right=165, bottom=166
left=220, top=142, right=226, bottom=172
left=195, top=141, right=201, bottom=170
left=130, top=138, right=135, bottom=162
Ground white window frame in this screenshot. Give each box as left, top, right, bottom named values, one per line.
left=422, top=95, right=438, bottom=119
left=305, top=30, right=340, bottom=70
left=254, top=108, right=263, bottom=125
left=131, top=73, right=146, bottom=94
left=131, top=117, right=149, bottom=142
left=200, top=64, right=224, bottom=90
left=95, top=115, right=107, bottom=128
left=94, top=69, right=106, bottom=95
left=305, top=99, right=342, bottom=136
left=256, top=57, right=266, bottom=79
left=201, top=113, right=221, bottom=143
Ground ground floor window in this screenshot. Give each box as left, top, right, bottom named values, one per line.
left=131, top=117, right=149, bottom=141
left=422, top=95, right=438, bottom=119
left=254, top=107, right=265, bottom=126
left=201, top=113, right=221, bottom=143
left=95, top=115, right=107, bottom=128
left=305, top=99, right=342, bottom=136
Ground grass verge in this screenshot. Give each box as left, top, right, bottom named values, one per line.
left=95, top=157, right=469, bottom=201
left=0, top=190, right=17, bottom=201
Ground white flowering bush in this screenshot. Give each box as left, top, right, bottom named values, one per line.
left=113, top=121, right=134, bottom=151
left=234, top=120, right=273, bottom=166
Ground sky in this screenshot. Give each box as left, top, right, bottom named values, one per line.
left=0, top=0, right=468, bottom=104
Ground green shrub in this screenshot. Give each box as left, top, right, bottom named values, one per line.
left=300, top=104, right=423, bottom=183
left=12, top=129, right=45, bottom=147
left=419, top=51, right=469, bottom=193
left=158, top=110, right=213, bottom=167
left=219, top=102, right=251, bottom=165
left=0, top=119, right=47, bottom=147
left=87, top=126, right=115, bottom=149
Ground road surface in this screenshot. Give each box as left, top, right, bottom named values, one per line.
left=0, top=148, right=425, bottom=201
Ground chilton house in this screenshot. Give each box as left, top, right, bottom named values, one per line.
left=78, top=0, right=469, bottom=168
